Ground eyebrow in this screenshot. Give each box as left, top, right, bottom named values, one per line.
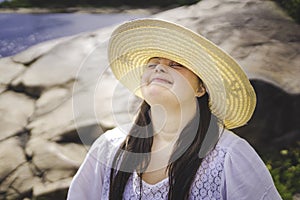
left=148, top=57, right=160, bottom=61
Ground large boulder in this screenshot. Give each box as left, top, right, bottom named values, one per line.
left=0, top=24, right=140, bottom=199
left=0, top=91, right=35, bottom=140
left=0, top=0, right=299, bottom=199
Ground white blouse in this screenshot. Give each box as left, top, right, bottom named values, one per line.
left=67, top=127, right=282, bottom=200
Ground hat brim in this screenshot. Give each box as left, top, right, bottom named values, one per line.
left=108, top=18, right=256, bottom=129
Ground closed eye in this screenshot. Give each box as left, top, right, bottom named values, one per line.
left=147, top=63, right=157, bottom=68
left=169, top=63, right=184, bottom=68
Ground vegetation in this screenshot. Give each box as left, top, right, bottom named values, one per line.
left=263, top=144, right=300, bottom=200
left=273, top=0, right=300, bottom=23
left=0, top=0, right=199, bottom=8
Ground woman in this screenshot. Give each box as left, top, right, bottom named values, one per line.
left=67, top=19, right=282, bottom=200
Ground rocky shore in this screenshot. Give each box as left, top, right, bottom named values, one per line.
left=0, top=0, right=299, bottom=199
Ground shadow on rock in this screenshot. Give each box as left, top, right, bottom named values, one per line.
left=234, top=79, right=300, bottom=153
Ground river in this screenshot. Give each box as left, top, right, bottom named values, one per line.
left=0, top=13, right=146, bottom=58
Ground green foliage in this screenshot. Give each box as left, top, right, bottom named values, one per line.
left=272, top=0, right=300, bottom=23
left=263, top=144, right=300, bottom=200
left=0, top=0, right=31, bottom=8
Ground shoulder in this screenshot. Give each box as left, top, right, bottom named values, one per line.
left=216, top=129, right=259, bottom=159
left=217, top=129, right=248, bottom=150
left=86, top=125, right=129, bottom=166
left=67, top=126, right=130, bottom=200
left=216, top=129, right=282, bottom=199
left=92, top=125, right=129, bottom=150
left=216, top=129, right=265, bottom=171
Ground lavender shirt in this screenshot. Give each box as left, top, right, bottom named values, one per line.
left=67, top=127, right=282, bottom=200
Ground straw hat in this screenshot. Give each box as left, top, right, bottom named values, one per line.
left=108, top=18, right=256, bottom=129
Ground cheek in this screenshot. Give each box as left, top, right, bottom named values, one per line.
left=174, top=71, right=197, bottom=88
left=172, top=73, right=195, bottom=94
left=189, top=77, right=200, bottom=91
left=182, top=72, right=200, bottom=91
left=140, top=71, right=156, bottom=98
left=141, top=70, right=150, bottom=85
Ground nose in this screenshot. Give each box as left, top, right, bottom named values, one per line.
left=154, top=64, right=167, bottom=73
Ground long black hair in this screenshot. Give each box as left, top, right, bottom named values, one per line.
left=109, top=92, right=220, bottom=199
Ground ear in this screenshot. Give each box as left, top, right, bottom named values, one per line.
left=195, top=85, right=206, bottom=97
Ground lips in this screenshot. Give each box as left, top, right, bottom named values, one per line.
left=150, top=77, right=173, bottom=84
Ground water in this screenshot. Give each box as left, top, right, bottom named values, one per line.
left=0, top=13, right=146, bottom=58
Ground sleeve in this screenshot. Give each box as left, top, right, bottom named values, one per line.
left=221, top=138, right=282, bottom=200
left=66, top=128, right=126, bottom=200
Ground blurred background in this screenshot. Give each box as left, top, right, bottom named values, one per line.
left=0, top=0, right=299, bottom=199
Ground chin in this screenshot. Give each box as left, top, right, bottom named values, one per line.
left=143, top=92, right=178, bottom=106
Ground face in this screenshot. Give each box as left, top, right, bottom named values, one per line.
left=141, top=57, right=205, bottom=105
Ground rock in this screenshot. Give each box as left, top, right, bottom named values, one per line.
left=0, top=137, right=39, bottom=200
left=12, top=36, right=73, bottom=65
left=43, top=169, right=76, bottom=183
left=234, top=80, right=300, bottom=150
left=0, top=57, right=25, bottom=85
left=32, top=178, right=72, bottom=200
left=294, top=193, right=300, bottom=200
left=93, top=69, right=142, bottom=128
left=0, top=86, right=5, bottom=94
left=11, top=27, right=113, bottom=98
left=0, top=57, right=26, bottom=94
left=11, top=38, right=86, bottom=97
left=28, top=98, right=74, bottom=138
left=0, top=91, right=35, bottom=140
left=27, top=26, right=139, bottom=144
left=34, top=87, right=70, bottom=118
left=0, top=136, right=85, bottom=199
left=0, top=137, right=26, bottom=181
left=0, top=163, right=40, bottom=200
left=26, top=137, right=86, bottom=170
left=28, top=92, right=105, bottom=144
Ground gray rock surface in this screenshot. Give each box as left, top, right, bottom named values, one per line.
left=0, top=0, right=299, bottom=199
left=0, top=91, right=35, bottom=140
left=0, top=137, right=26, bottom=181
left=0, top=57, right=25, bottom=85
left=0, top=57, right=26, bottom=94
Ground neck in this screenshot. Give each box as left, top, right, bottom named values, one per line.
left=150, top=98, right=198, bottom=142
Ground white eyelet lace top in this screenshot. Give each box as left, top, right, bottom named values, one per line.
left=67, top=127, right=282, bottom=200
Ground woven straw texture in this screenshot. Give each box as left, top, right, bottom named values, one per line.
left=108, top=19, right=256, bottom=129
